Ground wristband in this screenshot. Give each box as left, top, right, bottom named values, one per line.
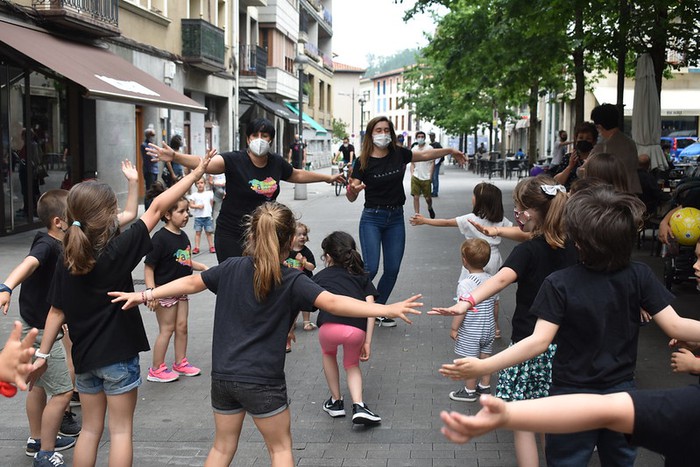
left=145, top=288, right=154, bottom=302
left=0, top=283, right=11, bottom=295
left=35, top=350, right=50, bottom=360
left=458, top=294, right=477, bottom=310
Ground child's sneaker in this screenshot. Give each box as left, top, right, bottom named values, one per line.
left=147, top=363, right=179, bottom=383
left=476, top=384, right=491, bottom=395
left=322, top=397, right=345, bottom=418
left=25, top=436, right=76, bottom=457
left=351, top=402, right=381, bottom=425
left=33, top=451, right=65, bottom=467
left=172, top=358, right=201, bottom=377
left=58, top=410, right=81, bottom=436
left=449, top=387, right=477, bottom=402
left=192, top=247, right=200, bottom=255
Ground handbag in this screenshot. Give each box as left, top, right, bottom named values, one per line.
left=60, top=172, right=72, bottom=190
left=35, top=163, right=48, bottom=185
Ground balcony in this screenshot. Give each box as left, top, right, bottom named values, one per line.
left=32, top=0, right=120, bottom=37
left=181, top=19, right=226, bottom=73
left=240, top=44, right=267, bottom=90
left=241, top=0, right=267, bottom=6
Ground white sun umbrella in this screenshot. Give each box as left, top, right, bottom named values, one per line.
left=632, top=53, right=667, bottom=171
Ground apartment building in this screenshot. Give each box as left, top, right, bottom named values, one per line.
left=0, top=0, right=236, bottom=235
left=331, top=62, right=366, bottom=148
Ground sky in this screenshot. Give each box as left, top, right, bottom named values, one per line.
left=331, top=0, right=440, bottom=68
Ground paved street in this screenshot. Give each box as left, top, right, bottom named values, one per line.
left=1, top=164, right=697, bottom=466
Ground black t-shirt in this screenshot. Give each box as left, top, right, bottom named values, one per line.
left=501, top=236, right=578, bottom=342
left=352, top=146, right=413, bottom=207
left=533, top=261, right=674, bottom=389
left=19, top=232, right=62, bottom=328
left=48, top=220, right=152, bottom=373
left=628, top=384, right=700, bottom=466
left=313, top=265, right=379, bottom=331
left=284, top=246, right=315, bottom=278
left=338, top=144, right=355, bottom=163
left=201, top=256, right=324, bottom=385
left=144, top=227, right=193, bottom=285
left=215, top=151, right=294, bottom=237
left=429, top=141, right=444, bottom=164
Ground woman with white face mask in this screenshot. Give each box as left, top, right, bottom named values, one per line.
left=346, top=117, right=465, bottom=326
left=147, top=118, right=344, bottom=261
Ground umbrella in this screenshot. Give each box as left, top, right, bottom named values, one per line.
left=632, top=53, right=668, bottom=171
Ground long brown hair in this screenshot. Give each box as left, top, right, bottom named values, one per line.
left=584, top=152, right=630, bottom=193
left=513, top=176, right=568, bottom=249
left=358, top=116, right=397, bottom=172
left=243, top=202, right=297, bottom=301
left=472, top=182, right=504, bottom=222
left=63, top=181, right=119, bottom=275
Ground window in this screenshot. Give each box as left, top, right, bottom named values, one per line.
left=401, top=115, right=405, bottom=130
left=382, top=80, right=386, bottom=95
left=319, top=79, right=325, bottom=111
left=376, top=81, right=380, bottom=94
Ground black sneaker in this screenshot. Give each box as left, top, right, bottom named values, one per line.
left=377, top=317, right=397, bottom=328
left=449, top=387, right=477, bottom=402
left=59, top=410, right=81, bottom=437
left=69, top=392, right=80, bottom=408
left=322, top=397, right=345, bottom=418
left=33, top=451, right=65, bottom=467
left=352, top=403, right=381, bottom=425
left=476, top=385, right=491, bottom=395
left=25, top=436, right=76, bottom=457
left=428, top=207, right=436, bottom=219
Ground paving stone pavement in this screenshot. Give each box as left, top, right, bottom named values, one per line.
left=1, top=163, right=696, bottom=466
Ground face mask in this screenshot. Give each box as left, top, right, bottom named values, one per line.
left=416, top=138, right=426, bottom=145
left=575, top=140, right=594, bottom=153
left=372, top=134, right=391, bottom=149
left=249, top=138, right=270, bottom=157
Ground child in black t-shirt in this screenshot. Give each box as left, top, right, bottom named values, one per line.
left=313, top=231, right=381, bottom=425
left=108, top=202, right=422, bottom=466
left=436, top=185, right=700, bottom=466
left=28, top=152, right=214, bottom=467
left=144, top=186, right=208, bottom=383
left=284, top=222, right=316, bottom=352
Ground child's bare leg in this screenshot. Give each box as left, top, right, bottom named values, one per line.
left=40, top=390, right=72, bottom=451
left=346, top=365, right=364, bottom=404
left=173, top=301, right=189, bottom=363
left=322, top=353, right=342, bottom=400
left=479, top=352, right=492, bottom=388
left=62, top=327, right=76, bottom=388
left=26, top=386, right=46, bottom=439
left=74, top=392, right=106, bottom=467
left=194, top=230, right=202, bottom=250
left=463, top=377, right=478, bottom=391
left=413, top=195, right=420, bottom=214
left=514, top=430, right=540, bottom=467
left=254, top=409, right=294, bottom=467
left=152, top=305, right=176, bottom=368
left=494, top=300, right=501, bottom=337
left=206, top=232, right=215, bottom=249
left=105, top=389, right=137, bottom=467
left=205, top=411, right=246, bottom=467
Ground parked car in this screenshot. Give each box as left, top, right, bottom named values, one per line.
left=661, top=136, right=697, bottom=159
left=678, top=142, right=700, bottom=162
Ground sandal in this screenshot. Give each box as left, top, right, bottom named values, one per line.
left=303, top=321, right=317, bottom=331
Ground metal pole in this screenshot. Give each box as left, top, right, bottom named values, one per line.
left=351, top=88, right=355, bottom=144
left=294, top=7, right=307, bottom=200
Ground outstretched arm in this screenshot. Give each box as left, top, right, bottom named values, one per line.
left=468, top=219, right=530, bottom=242
left=109, top=274, right=208, bottom=309
left=314, top=291, right=422, bottom=324
left=430, top=267, right=518, bottom=316
left=410, top=215, right=457, bottom=227
left=1, top=256, right=40, bottom=315
left=146, top=142, right=225, bottom=174
left=118, top=160, right=139, bottom=227
left=440, top=392, right=634, bottom=444
left=287, top=168, right=344, bottom=185
left=412, top=146, right=466, bottom=165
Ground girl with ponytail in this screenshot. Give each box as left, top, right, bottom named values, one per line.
left=109, top=202, right=423, bottom=466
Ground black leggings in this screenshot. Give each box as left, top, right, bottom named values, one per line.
left=214, top=229, right=245, bottom=263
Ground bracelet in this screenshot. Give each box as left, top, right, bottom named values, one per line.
left=35, top=350, right=50, bottom=359
left=0, top=283, right=11, bottom=295
left=458, top=294, right=477, bottom=309
left=145, top=288, right=154, bottom=302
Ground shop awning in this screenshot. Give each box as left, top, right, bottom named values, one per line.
left=593, top=86, right=700, bottom=117
left=0, top=20, right=206, bottom=113
left=240, top=89, right=295, bottom=122
left=284, top=103, right=328, bottom=135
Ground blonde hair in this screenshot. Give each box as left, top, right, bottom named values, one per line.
left=243, top=202, right=297, bottom=301
left=460, top=238, right=490, bottom=270
left=513, top=176, right=568, bottom=249
left=63, top=181, right=119, bottom=275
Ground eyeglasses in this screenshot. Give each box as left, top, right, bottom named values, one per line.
left=513, top=208, right=530, bottom=221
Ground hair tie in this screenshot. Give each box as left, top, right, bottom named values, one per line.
left=72, top=221, right=82, bottom=227
left=541, top=185, right=566, bottom=196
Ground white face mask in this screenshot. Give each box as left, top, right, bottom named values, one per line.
left=416, top=138, right=426, bottom=145
left=343, top=143, right=349, bottom=147
left=248, top=138, right=270, bottom=157
left=372, top=134, right=391, bottom=149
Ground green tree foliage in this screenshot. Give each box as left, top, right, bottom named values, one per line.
left=331, top=118, right=349, bottom=141
left=364, top=49, right=420, bottom=77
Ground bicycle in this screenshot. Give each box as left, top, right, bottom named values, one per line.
left=334, top=162, right=350, bottom=196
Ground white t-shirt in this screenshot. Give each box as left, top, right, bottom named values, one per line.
left=188, top=190, right=214, bottom=219
left=411, top=144, right=433, bottom=180
left=455, top=213, right=513, bottom=280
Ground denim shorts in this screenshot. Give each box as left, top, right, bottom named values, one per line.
left=211, top=378, right=289, bottom=418
left=194, top=216, right=214, bottom=233
left=76, top=356, right=141, bottom=395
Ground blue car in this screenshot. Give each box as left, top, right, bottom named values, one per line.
left=678, top=142, right=700, bottom=162
left=661, top=136, right=697, bottom=160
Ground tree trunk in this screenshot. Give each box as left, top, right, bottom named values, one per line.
left=616, top=0, right=629, bottom=132
left=528, top=84, right=539, bottom=165
left=573, top=6, right=585, bottom=126
left=649, top=3, right=668, bottom=99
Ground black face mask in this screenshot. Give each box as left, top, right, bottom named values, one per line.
left=575, top=140, right=594, bottom=153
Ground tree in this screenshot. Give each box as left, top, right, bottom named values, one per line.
left=331, top=118, right=348, bottom=142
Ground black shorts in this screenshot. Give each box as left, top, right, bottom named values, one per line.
left=211, top=378, right=289, bottom=418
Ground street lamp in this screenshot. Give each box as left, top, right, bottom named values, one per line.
left=338, top=90, right=356, bottom=144
left=358, top=91, right=369, bottom=144
left=293, top=53, right=308, bottom=200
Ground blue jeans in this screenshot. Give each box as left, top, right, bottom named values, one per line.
left=432, top=161, right=441, bottom=196
left=76, top=356, right=141, bottom=396
left=545, top=380, right=637, bottom=467
left=359, top=207, right=405, bottom=304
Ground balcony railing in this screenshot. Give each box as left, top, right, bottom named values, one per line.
left=304, top=42, right=320, bottom=60
left=32, top=0, right=120, bottom=37
left=240, top=45, right=267, bottom=79
left=322, top=53, right=333, bottom=70
left=181, top=19, right=226, bottom=72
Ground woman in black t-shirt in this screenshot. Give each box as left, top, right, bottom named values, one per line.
left=347, top=117, right=464, bottom=324
left=147, top=118, right=345, bottom=262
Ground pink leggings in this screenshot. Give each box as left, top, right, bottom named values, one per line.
left=318, top=323, right=366, bottom=369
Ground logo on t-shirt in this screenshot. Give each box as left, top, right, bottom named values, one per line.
left=283, top=258, right=303, bottom=270
left=249, top=177, right=278, bottom=198
left=173, top=247, right=192, bottom=267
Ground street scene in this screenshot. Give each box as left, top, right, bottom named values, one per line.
left=1, top=0, right=700, bottom=466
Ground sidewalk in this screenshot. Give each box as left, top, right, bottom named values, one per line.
left=0, top=164, right=689, bottom=466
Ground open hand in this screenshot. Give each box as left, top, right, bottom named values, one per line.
left=193, top=149, right=216, bottom=177
left=440, top=395, right=508, bottom=444
left=451, top=148, right=467, bottom=165
left=428, top=302, right=470, bottom=316
left=0, top=322, right=37, bottom=391
left=0, top=290, right=11, bottom=315
left=328, top=172, right=346, bottom=185
left=671, top=348, right=700, bottom=373
left=409, top=214, right=426, bottom=226
left=121, top=159, right=139, bottom=183
left=346, top=181, right=366, bottom=197
left=147, top=142, right=174, bottom=162
left=468, top=219, right=498, bottom=237
left=108, top=291, right=144, bottom=310
left=384, top=294, right=423, bottom=324
left=440, top=356, right=482, bottom=380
